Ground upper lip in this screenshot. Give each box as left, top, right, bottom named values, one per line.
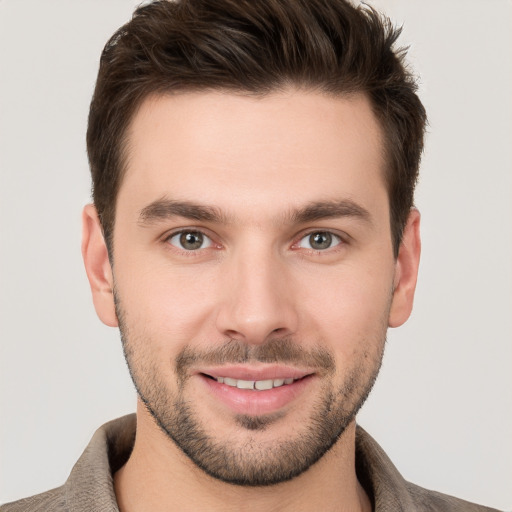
left=195, top=365, right=314, bottom=381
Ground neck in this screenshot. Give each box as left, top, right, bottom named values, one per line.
left=114, top=403, right=371, bottom=512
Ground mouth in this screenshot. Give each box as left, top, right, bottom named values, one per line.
left=202, top=374, right=302, bottom=391
left=196, top=366, right=316, bottom=416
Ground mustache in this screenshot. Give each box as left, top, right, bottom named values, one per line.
left=175, top=337, right=335, bottom=380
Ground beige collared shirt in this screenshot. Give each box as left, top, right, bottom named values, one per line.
left=1, top=414, right=501, bottom=511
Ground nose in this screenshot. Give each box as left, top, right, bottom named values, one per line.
left=215, top=244, right=299, bottom=345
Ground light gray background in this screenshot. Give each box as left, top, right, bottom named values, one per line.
left=1, top=1, right=511, bottom=509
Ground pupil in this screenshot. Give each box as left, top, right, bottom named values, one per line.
left=180, top=231, right=203, bottom=250
left=310, top=232, right=331, bottom=250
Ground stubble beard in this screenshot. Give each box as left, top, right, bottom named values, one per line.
left=115, top=299, right=386, bottom=487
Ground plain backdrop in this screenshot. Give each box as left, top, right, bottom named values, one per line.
left=0, top=0, right=511, bottom=509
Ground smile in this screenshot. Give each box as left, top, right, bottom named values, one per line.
left=213, top=376, right=298, bottom=390
left=199, top=370, right=314, bottom=416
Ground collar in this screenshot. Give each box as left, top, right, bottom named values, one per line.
left=59, top=414, right=472, bottom=512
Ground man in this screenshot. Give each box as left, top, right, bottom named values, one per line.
left=0, top=1, right=505, bottom=511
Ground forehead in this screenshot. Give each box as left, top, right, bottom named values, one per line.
left=119, top=89, right=387, bottom=222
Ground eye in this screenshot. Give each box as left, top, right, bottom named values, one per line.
left=297, top=231, right=342, bottom=251
left=167, top=230, right=212, bottom=251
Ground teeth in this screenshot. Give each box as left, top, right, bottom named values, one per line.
left=255, top=379, right=273, bottom=391
left=215, top=376, right=298, bottom=390
left=237, top=380, right=255, bottom=390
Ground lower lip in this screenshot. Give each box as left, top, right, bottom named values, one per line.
left=199, top=374, right=314, bottom=416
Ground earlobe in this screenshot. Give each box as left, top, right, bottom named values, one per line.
left=388, top=208, right=421, bottom=328
left=81, top=204, right=118, bottom=327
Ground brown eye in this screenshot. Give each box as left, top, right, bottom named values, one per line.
left=298, top=231, right=341, bottom=250
left=168, top=231, right=211, bottom=250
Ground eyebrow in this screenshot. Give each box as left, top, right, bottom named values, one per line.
left=139, top=199, right=226, bottom=225
left=138, top=198, right=372, bottom=226
left=290, top=199, right=372, bottom=225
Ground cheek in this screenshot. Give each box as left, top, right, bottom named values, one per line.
left=114, top=258, right=220, bottom=344
left=299, top=263, right=393, bottom=346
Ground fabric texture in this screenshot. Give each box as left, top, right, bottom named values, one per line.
left=1, top=414, right=502, bottom=512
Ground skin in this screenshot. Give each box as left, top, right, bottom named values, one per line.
left=82, top=89, right=421, bottom=512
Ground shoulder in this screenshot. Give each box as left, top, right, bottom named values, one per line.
left=405, top=481, right=503, bottom=512
left=355, top=425, right=504, bottom=512
left=1, top=415, right=135, bottom=512
left=0, top=487, right=67, bottom=512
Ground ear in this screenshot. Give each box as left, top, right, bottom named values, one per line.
left=388, top=208, right=421, bottom=328
left=81, top=204, right=118, bottom=327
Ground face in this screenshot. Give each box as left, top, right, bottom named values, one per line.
left=83, top=89, right=420, bottom=486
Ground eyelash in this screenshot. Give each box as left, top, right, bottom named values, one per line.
left=294, top=230, right=344, bottom=251
left=164, top=229, right=217, bottom=256
left=163, top=229, right=347, bottom=255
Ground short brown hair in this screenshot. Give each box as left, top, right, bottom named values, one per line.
left=87, top=0, right=426, bottom=256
